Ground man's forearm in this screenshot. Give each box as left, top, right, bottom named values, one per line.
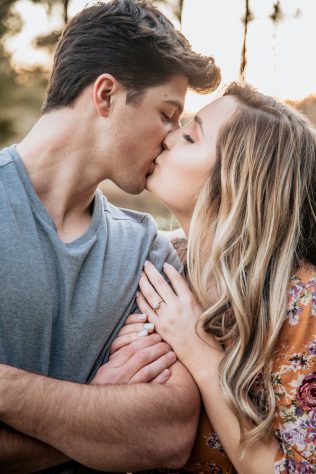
left=0, top=422, right=68, bottom=473
left=0, top=362, right=200, bottom=472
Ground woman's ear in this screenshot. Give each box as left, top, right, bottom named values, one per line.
left=93, top=74, right=119, bottom=117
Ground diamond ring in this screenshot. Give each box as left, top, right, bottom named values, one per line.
left=152, top=299, right=164, bottom=311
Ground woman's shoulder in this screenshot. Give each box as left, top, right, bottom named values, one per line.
left=291, top=260, right=316, bottom=287
left=272, top=261, right=316, bottom=468
left=161, top=228, right=187, bottom=264
left=286, top=260, right=316, bottom=326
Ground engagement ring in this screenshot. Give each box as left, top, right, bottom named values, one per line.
left=152, top=299, right=164, bottom=310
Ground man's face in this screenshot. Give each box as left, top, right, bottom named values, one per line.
left=109, top=75, right=188, bottom=194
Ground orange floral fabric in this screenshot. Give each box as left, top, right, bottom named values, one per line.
left=156, top=242, right=316, bottom=474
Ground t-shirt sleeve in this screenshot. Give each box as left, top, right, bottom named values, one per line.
left=146, top=230, right=183, bottom=274
left=272, top=272, right=316, bottom=473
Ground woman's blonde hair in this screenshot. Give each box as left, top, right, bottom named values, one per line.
left=187, top=82, right=316, bottom=444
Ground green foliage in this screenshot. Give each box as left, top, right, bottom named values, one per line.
left=0, top=66, right=48, bottom=148
left=0, top=49, right=17, bottom=143
left=33, top=30, right=61, bottom=53
left=0, top=0, right=22, bottom=38
left=0, top=0, right=52, bottom=146
left=0, top=0, right=21, bottom=144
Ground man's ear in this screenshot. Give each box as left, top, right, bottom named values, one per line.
left=93, top=74, right=120, bottom=117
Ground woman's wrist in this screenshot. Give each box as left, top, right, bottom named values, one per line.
left=179, top=335, right=224, bottom=386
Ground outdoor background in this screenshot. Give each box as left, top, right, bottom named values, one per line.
left=1, top=0, right=316, bottom=229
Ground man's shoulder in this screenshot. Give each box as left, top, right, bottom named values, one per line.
left=101, top=193, right=157, bottom=230
left=0, top=146, right=14, bottom=168
left=99, top=193, right=182, bottom=272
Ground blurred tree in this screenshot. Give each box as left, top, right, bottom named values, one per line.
left=31, top=0, right=69, bottom=54
left=0, top=0, right=51, bottom=147
left=269, top=1, right=284, bottom=74
left=174, top=0, right=184, bottom=25
left=269, top=2, right=301, bottom=76
left=239, top=0, right=254, bottom=82
left=153, top=0, right=184, bottom=26
left=33, top=29, right=61, bottom=54
left=269, top=1, right=283, bottom=24
left=31, top=0, right=69, bottom=25
left=0, top=0, right=23, bottom=144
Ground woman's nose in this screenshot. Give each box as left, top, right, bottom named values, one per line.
left=162, top=137, right=170, bottom=151
left=163, top=128, right=178, bottom=150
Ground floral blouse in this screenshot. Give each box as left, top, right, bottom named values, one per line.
left=147, top=239, right=316, bottom=474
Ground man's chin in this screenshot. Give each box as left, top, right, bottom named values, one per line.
left=126, top=185, right=145, bottom=195
left=126, top=179, right=146, bottom=195
left=144, top=172, right=154, bottom=192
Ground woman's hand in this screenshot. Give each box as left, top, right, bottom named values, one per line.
left=136, top=261, right=201, bottom=362
left=136, top=260, right=222, bottom=365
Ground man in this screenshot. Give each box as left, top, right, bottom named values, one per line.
left=0, top=0, right=220, bottom=471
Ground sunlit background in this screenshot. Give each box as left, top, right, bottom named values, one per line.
left=1, top=0, right=316, bottom=227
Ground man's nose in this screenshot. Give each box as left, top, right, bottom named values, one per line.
left=169, top=120, right=180, bottom=133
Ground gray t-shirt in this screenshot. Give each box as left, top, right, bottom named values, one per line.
left=0, top=145, right=181, bottom=472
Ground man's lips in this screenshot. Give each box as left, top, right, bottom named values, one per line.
left=146, top=162, right=156, bottom=177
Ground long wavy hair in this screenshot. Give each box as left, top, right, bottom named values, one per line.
left=187, top=82, right=316, bottom=444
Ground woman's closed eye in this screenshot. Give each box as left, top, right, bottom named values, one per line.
left=161, top=112, right=172, bottom=122
left=183, top=134, right=195, bottom=144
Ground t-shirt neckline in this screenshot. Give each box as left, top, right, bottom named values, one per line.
left=9, top=144, right=103, bottom=248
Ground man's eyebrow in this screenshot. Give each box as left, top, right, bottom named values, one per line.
left=194, top=114, right=204, bottom=134
left=162, top=99, right=184, bottom=115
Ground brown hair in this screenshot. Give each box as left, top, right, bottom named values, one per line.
left=188, top=82, right=316, bottom=444
left=42, top=0, right=220, bottom=113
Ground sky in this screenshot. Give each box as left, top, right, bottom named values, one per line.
left=5, top=0, right=316, bottom=112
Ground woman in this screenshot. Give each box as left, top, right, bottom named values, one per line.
left=113, top=83, right=316, bottom=473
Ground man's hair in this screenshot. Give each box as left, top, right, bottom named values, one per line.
left=42, top=0, right=220, bottom=113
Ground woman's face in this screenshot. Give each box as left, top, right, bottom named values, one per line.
left=146, top=96, right=237, bottom=218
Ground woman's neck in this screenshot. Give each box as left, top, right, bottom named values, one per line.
left=169, top=210, right=192, bottom=238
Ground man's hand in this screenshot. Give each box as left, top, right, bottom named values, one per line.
left=92, top=332, right=176, bottom=385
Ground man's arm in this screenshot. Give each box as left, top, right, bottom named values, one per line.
left=0, top=422, right=68, bottom=473
left=0, top=328, right=185, bottom=472
left=0, top=361, right=200, bottom=472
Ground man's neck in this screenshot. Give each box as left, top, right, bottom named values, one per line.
left=16, top=110, right=107, bottom=242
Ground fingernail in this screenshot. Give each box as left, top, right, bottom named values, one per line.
left=138, top=330, right=148, bottom=337
left=168, top=351, right=176, bottom=361
left=164, top=262, right=171, bottom=269
left=136, top=314, right=147, bottom=320
left=144, top=322, right=154, bottom=330
left=144, top=260, right=150, bottom=267
left=153, top=334, right=162, bottom=342
left=136, top=291, right=140, bottom=297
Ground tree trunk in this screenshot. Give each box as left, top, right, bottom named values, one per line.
left=240, top=0, right=251, bottom=82
left=63, top=0, right=69, bottom=24
left=178, top=0, right=184, bottom=25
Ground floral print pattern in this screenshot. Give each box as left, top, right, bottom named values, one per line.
left=271, top=263, right=316, bottom=473
left=180, top=256, right=316, bottom=473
